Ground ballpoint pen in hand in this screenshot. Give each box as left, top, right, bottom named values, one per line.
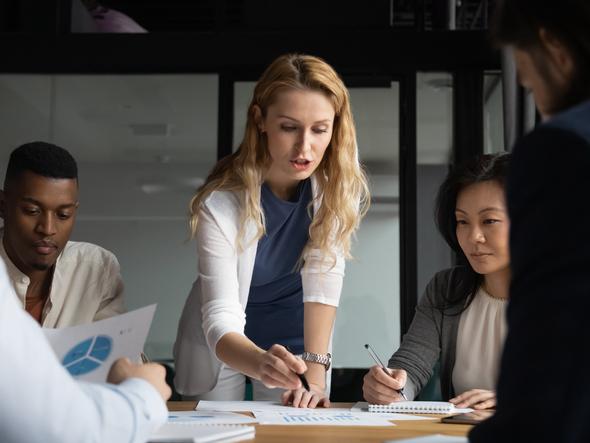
left=297, top=372, right=311, bottom=392
left=285, top=346, right=310, bottom=392
left=364, top=343, right=408, bottom=400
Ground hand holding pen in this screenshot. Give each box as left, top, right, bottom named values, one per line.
left=257, top=344, right=307, bottom=391
left=364, top=344, right=409, bottom=403
left=280, top=345, right=330, bottom=409
left=284, top=346, right=310, bottom=392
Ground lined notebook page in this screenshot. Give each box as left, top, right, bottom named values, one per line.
left=369, top=401, right=472, bottom=414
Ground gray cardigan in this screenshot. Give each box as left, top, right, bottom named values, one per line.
left=388, top=267, right=471, bottom=401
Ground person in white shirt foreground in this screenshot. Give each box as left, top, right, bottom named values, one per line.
left=0, top=259, right=171, bottom=443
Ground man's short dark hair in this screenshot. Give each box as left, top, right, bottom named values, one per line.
left=4, top=141, right=78, bottom=188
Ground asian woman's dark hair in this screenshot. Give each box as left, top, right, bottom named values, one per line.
left=434, top=152, right=511, bottom=311
left=492, top=0, right=590, bottom=107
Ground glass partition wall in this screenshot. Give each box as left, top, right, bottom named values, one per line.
left=0, top=74, right=219, bottom=360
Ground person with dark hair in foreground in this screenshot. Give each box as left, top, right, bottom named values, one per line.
left=363, top=153, right=511, bottom=409
left=470, top=1, right=590, bottom=441
left=0, top=258, right=170, bottom=443
left=0, top=141, right=125, bottom=326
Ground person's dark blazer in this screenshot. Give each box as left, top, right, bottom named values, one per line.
left=470, top=100, right=590, bottom=442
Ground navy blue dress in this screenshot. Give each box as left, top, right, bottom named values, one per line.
left=244, top=179, right=312, bottom=354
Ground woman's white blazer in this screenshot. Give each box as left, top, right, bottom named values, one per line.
left=173, top=176, right=345, bottom=396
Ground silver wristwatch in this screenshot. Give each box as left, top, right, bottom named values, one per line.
left=301, top=351, right=332, bottom=371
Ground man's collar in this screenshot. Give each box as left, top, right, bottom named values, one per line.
left=0, top=229, right=29, bottom=284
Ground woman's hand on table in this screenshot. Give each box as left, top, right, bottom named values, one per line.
left=450, top=389, right=496, bottom=409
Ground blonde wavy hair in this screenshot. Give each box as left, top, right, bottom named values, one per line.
left=189, top=53, right=370, bottom=262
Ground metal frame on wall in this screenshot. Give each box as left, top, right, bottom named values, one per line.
left=453, top=69, right=485, bottom=164
left=398, top=71, right=418, bottom=335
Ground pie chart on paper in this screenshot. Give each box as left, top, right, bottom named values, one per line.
left=62, top=335, right=113, bottom=376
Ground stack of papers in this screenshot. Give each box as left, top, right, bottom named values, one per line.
left=149, top=425, right=254, bottom=443
left=149, top=411, right=256, bottom=442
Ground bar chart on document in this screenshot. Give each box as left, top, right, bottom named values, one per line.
left=284, top=412, right=358, bottom=424
left=254, top=410, right=395, bottom=426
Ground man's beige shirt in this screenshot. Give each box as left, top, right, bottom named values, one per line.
left=0, top=235, right=125, bottom=327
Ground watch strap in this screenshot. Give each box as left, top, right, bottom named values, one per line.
left=301, top=351, right=332, bottom=370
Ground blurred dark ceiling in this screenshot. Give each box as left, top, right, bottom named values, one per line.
left=96, top=0, right=495, bottom=32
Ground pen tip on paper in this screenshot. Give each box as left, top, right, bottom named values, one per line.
left=364, top=344, right=369, bottom=349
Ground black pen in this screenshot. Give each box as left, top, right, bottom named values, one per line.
left=364, top=343, right=408, bottom=400
left=285, top=346, right=310, bottom=392
left=297, top=372, right=311, bottom=392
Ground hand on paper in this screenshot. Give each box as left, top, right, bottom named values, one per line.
left=362, top=365, right=407, bottom=404
left=281, top=382, right=330, bottom=409
left=449, top=389, right=496, bottom=409
left=257, top=344, right=307, bottom=391
left=107, top=357, right=172, bottom=401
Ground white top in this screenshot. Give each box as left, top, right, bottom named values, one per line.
left=0, top=258, right=166, bottom=443
left=174, top=176, right=345, bottom=396
left=0, top=232, right=125, bottom=327
left=452, top=287, right=508, bottom=394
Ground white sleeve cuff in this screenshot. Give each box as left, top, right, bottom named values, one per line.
left=301, top=250, right=345, bottom=307
left=118, top=378, right=168, bottom=426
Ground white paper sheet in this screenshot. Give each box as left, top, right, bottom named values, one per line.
left=253, top=410, right=396, bottom=426
left=196, top=400, right=341, bottom=413
left=386, top=435, right=468, bottom=443
left=166, top=411, right=257, bottom=425
left=351, top=402, right=437, bottom=421
left=43, top=305, right=156, bottom=383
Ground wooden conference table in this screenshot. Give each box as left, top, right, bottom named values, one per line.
left=168, top=401, right=472, bottom=443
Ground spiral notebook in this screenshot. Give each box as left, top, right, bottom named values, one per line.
left=368, top=401, right=472, bottom=414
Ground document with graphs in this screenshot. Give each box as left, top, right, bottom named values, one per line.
left=43, top=304, right=156, bottom=383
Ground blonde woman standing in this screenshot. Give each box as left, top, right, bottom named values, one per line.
left=174, top=54, right=369, bottom=408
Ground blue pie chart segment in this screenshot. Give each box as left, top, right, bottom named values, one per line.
left=62, top=335, right=113, bottom=376
left=90, top=336, right=112, bottom=360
